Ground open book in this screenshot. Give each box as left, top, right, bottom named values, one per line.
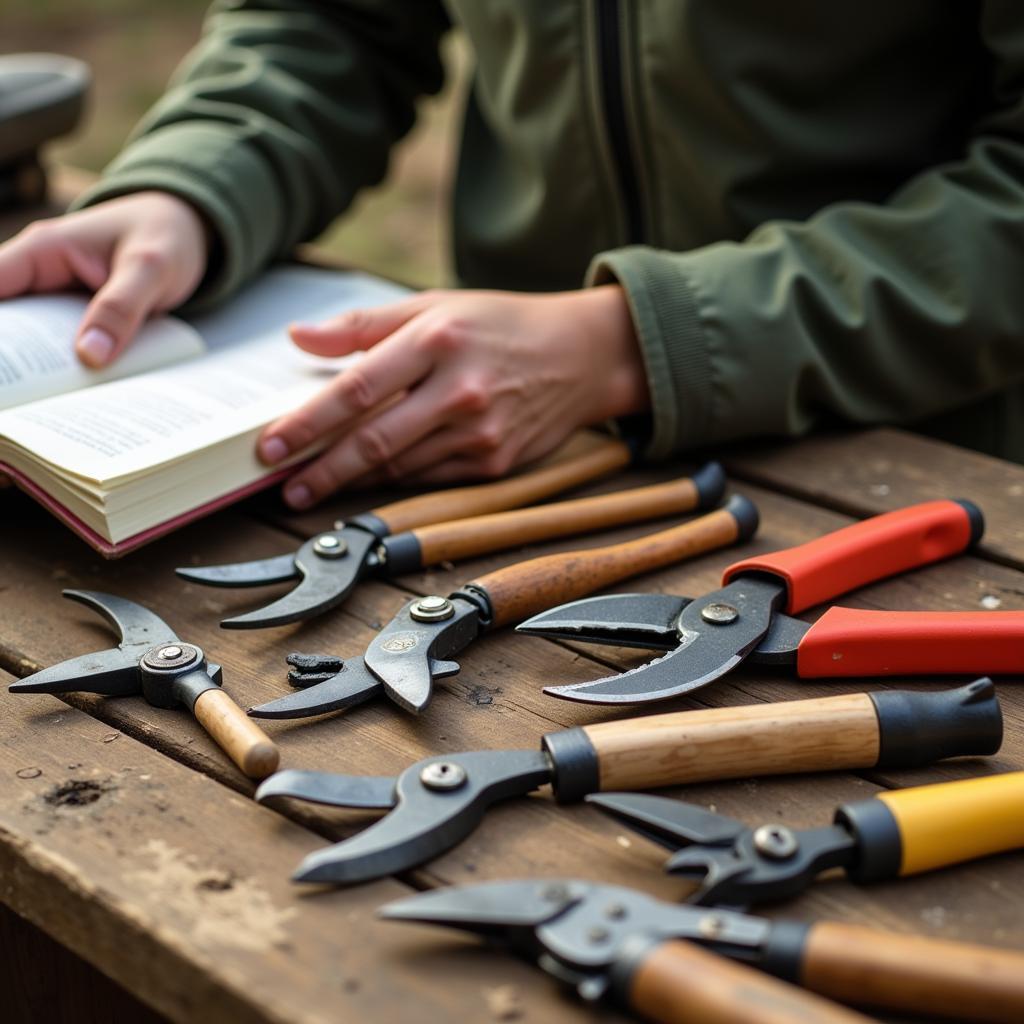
left=0, top=265, right=409, bottom=555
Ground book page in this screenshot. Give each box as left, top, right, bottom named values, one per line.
left=0, top=266, right=410, bottom=487
left=0, top=294, right=206, bottom=411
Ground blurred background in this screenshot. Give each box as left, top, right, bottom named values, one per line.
left=7, top=0, right=466, bottom=287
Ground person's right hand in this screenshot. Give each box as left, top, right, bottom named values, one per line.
left=0, top=190, right=209, bottom=367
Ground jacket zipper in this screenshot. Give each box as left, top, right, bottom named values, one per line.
left=594, top=0, right=645, bottom=245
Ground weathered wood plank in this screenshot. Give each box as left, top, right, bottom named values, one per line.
left=0, top=675, right=619, bottom=1024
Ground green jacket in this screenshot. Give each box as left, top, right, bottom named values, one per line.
left=77, top=1, right=1024, bottom=462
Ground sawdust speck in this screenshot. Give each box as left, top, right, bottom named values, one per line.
left=127, top=839, right=295, bottom=953
left=483, top=985, right=522, bottom=1020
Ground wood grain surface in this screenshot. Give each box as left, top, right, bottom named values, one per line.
left=475, top=503, right=741, bottom=628
left=412, top=474, right=699, bottom=566
left=630, top=940, right=875, bottom=1024
left=802, top=921, right=1024, bottom=1023
left=586, top=693, right=880, bottom=790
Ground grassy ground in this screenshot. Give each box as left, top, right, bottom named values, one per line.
left=6, top=1, right=463, bottom=287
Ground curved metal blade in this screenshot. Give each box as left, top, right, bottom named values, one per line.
left=286, top=749, right=552, bottom=884
left=9, top=648, right=141, bottom=696
left=218, top=528, right=378, bottom=629
left=176, top=553, right=300, bottom=588
left=255, top=768, right=397, bottom=809
left=516, top=593, right=689, bottom=650
left=586, top=793, right=747, bottom=851
left=248, top=656, right=383, bottom=718
left=63, top=590, right=178, bottom=650
left=544, top=578, right=783, bottom=705
left=380, top=878, right=584, bottom=929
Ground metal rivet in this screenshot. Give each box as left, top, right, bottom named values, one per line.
left=410, top=595, right=455, bottom=622
left=701, top=602, right=739, bottom=625
left=699, top=914, right=726, bottom=939
left=142, top=643, right=200, bottom=671
left=605, top=903, right=627, bottom=921
left=313, top=534, right=347, bottom=558
left=752, top=824, right=799, bottom=860
left=419, top=761, right=467, bottom=791
left=587, top=926, right=610, bottom=944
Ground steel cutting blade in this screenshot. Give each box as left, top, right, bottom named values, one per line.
left=212, top=528, right=378, bottom=629
left=586, top=793, right=748, bottom=850
left=175, top=552, right=300, bottom=588
left=248, top=656, right=384, bottom=718
left=516, top=593, right=689, bottom=650
left=543, top=577, right=784, bottom=704
left=274, top=749, right=552, bottom=884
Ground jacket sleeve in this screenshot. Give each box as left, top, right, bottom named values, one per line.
left=588, top=5, right=1024, bottom=460
left=72, top=0, right=450, bottom=309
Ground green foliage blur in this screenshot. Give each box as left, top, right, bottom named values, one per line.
left=6, top=1, right=462, bottom=286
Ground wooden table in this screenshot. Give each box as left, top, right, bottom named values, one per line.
left=2, top=190, right=1023, bottom=1024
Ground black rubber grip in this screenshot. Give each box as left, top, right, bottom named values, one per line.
left=725, top=493, right=759, bottom=542
left=379, top=531, right=423, bottom=576
left=870, top=678, right=1002, bottom=769
left=952, top=498, right=985, bottom=547
left=543, top=727, right=601, bottom=803
left=692, top=461, right=727, bottom=509
left=835, top=796, right=903, bottom=884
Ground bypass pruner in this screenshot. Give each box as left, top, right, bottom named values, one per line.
left=253, top=680, right=1000, bottom=884
left=516, top=499, right=1023, bottom=705
left=177, top=434, right=698, bottom=628
left=588, top=754, right=1024, bottom=907
left=9, top=590, right=279, bottom=778
left=248, top=494, right=756, bottom=719
left=381, top=876, right=1024, bottom=1023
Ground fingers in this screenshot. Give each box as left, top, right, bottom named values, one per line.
left=0, top=221, right=106, bottom=298
left=279, top=376, right=460, bottom=508
left=289, top=292, right=438, bottom=357
left=75, top=250, right=174, bottom=367
left=260, top=310, right=457, bottom=467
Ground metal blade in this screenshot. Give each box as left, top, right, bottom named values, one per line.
left=218, top=528, right=378, bottom=629
left=381, top=879, right=771, bottom=971
left=362, top=596, right=481, bottom=714
left=666, top=823, right=858, bottom=906
left=9, top=648, right=140, bottom=697
left=283, top=749, right=552, bottom=884
left=516, top=593, right=690, bottom=650
left=586, top=793, right=747, bottom=851
left=255, top=769, right=397, bottom=810
left=175, top=553, right=300, bottom=588
left=248, top=657, right=383, bottom=718
left=380, top=879, right=583, bottom=929
left=544, top=578, right=784, bottom=705
left=63, top=590, right=178, bottom=651
left=749, top=612, right=810, bottom=664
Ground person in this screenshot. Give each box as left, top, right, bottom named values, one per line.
left=2, top=2, right=1023, bottom=510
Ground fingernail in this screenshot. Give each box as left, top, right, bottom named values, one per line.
left=260, top=436, right=289, bottom=464
left=285, top=483, right=313, bottom=509
left=78, top=327, right=115, bottom=366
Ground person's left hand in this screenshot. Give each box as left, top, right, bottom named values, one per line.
left=258, top=285, right=650, bottom=508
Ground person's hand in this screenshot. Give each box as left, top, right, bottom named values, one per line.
left=258, top=285, right=650, bottom=508
left=0, top=191, right=208, bottom=367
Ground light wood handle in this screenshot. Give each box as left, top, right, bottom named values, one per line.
left=371, top=433, right=631, bottom=533
left=584, top=692, right=880, bottom=791
left=631, top=940, right=876, bottom=1024
left=802, top=922, right=1024, bottom=1023
left=193, top=688, right=280, bottom=779
left=413, top=475, right=700, bottom=565
left=477, top=504, right=742, bottom=629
